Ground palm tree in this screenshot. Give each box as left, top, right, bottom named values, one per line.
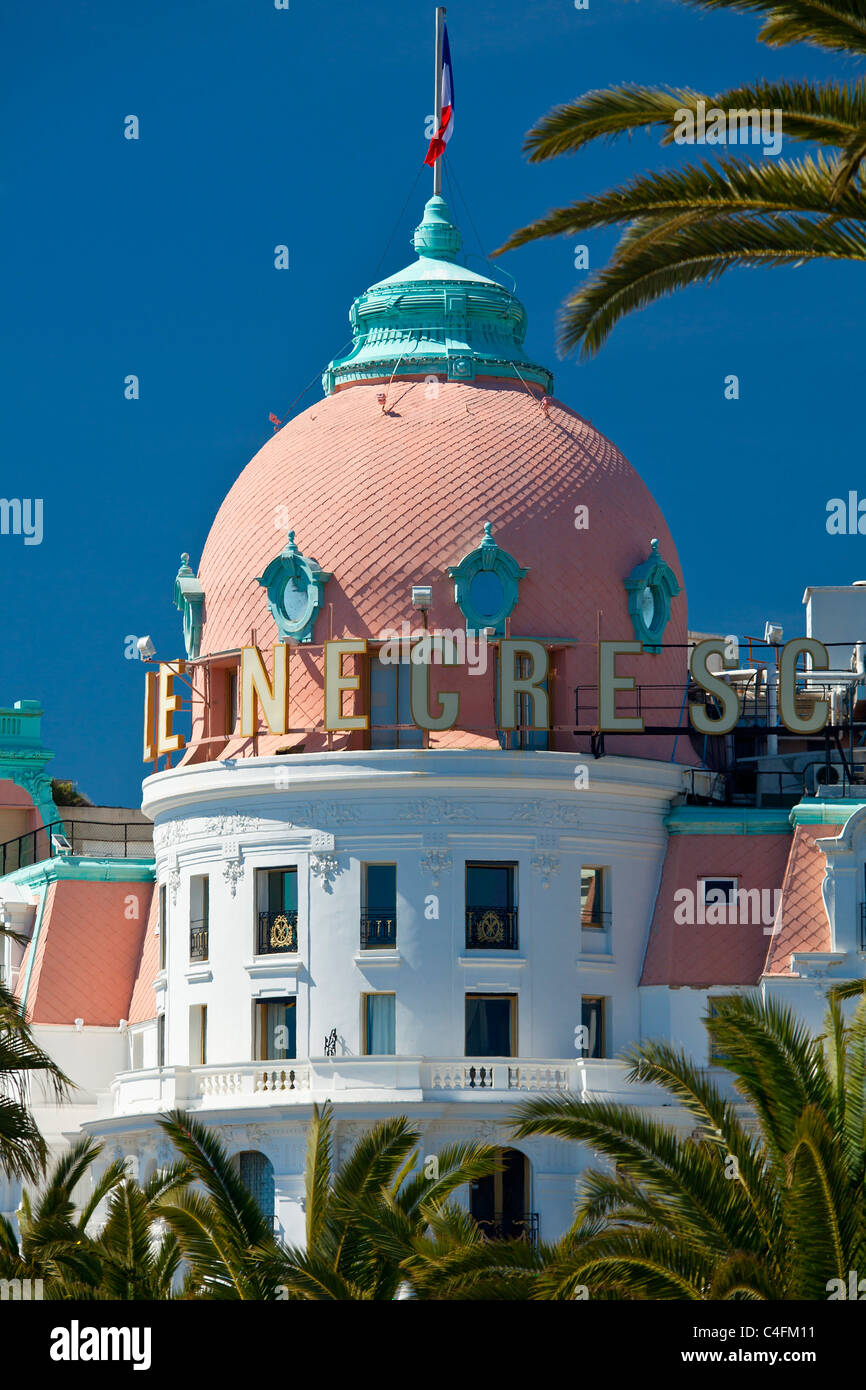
left=495, top=0, right=866, bottom=356
left=75, top=1162, right=192, bottom=1300
left=259, top=1103, right=508, bottom=1300
left=0, top=1136, right=123, bottom=1296
left=152, top=1110, right=285, bottom=1300
left=398, top=1203, right=555, bottom=1300
left=0, top=921, right=71, bottom=1182
left=1, top=1133, right=192, bottom=1299
left=511, top=990, right=866, bottom=1299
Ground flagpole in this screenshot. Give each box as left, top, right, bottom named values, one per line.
left=433, top=6, right=446, bottom=196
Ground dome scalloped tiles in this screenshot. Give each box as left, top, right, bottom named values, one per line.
left=197, top=379, right=686, bottom=681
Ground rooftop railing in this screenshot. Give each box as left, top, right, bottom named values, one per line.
left=0, top=819, right=154, bottom=876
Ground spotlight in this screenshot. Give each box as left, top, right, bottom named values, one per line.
left=763, top=622, right=783, bottom=645
left=137, top=635, right=157, bottom=660
left=411, top=586, right=433, bottom=610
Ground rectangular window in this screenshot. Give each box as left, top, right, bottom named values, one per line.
left=157, top=1013, right=166, bottom=1068
left=255, top=997, right=297, bottom=1061
left=699, top=877, right=737, bottom=909
left=369, top=654, right=423, bottom=749
left=362, top=863, right=397, bottom=949
left=158, top=884, right=167, bottom=971
left=363, top=993, right=396, bottom=1055
left=580, top=868, right=608, bottom=928
left=465, top=993, right=516, bottom=1057
left=190, top=874, right=209, bottom=961
left=226, top=669, right=238, bottom=736
left=516, top=652, right=549, bottom=750
left=189, top=1004, right=207, bottom=1065
left=130, top=1031, right=144, bottom=1071
left=496, top=650, right=550, bottom=751
left=581, top=997, right=606, bottom=1059
left=256, top=867, right=299, bottom=953
left=465, top=861, right=518, bottom=949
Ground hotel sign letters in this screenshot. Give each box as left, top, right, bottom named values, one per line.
left=143, top=636, right=832, bottom=761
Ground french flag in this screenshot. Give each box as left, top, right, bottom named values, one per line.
left=424, top=25, right=454, bottom=166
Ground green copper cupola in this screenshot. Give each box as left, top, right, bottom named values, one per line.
left=322, top=196, right=553, bottom=395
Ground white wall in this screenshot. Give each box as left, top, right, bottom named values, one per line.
left=142, top=750, right=684, bottom=1076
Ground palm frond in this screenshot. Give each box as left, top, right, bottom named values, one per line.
left=496, top=153, right=864, bottom=255
left=557, top=211, right=866, bottom=355
left=304, top=1103, right=333, bottom=1250
left=676, top=0, right=866, bottom=55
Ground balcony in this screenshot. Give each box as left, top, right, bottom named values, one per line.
left=465, top=907, right=518, bottom=950
left=257, top=909, right=298, bottom=954
left=580, top=910, right=611, bottom=930
left=108, top=1058, right=664, bottom=1116
left=189, top=924, right=209, bottom=962
left=360, top=909, right=397, bottom=950
left=475, top=1212, right=539, bottom=1246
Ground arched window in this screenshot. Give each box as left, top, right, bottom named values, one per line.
left=236, top=1150, right=275, bottom=1221
left=469, top=1147, right=536, bottom=1243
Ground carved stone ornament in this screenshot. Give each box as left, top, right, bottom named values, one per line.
left=419, top=850, right=453, bottom=888
left=310, top=852, right=340, bottom=891
left=530, top=853, right=561, bottom=889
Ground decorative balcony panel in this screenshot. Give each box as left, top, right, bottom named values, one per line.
left=360, top=909, right=397, bottom=950
left=257, top=909, right=298, bottom=954
left=465, top=907, right=518, bottom=950
left=475, top=1212, right=539, bottom=1245
left=189, top=925, right=209, bottom=961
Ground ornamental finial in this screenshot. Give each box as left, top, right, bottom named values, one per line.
left=412, top=195, right=461, bottom=262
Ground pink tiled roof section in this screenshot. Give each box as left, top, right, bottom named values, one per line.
left=195, top=380, right=695, bottom=763
left=128, top=884, right=159, bottom=1024
left=763, top=824, right=839, bottom=976
left=25, top=880, right=152, bottom=1026
left=641, top=834, right=792, bottom=986
left=0, top=779, right=36, bottom=808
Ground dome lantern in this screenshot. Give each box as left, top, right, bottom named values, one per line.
left=322, top=195, right=554, bottom=396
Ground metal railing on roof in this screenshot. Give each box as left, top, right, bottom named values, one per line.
left=0, top=820, right=153, bottom=876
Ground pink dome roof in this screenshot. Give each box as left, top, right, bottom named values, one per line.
left=198, top=378, right=686, bottom=663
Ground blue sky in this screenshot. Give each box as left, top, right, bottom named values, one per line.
left=1, top=0, right=859, bottom=805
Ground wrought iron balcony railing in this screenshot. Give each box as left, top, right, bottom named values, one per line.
left=257, top=909, right=298, bottom=954
left=360, top=909, right=397, bottom=950
left=465, top=906, right=519, bottom=950
left=580, top=909, right=612, bottom=930
left=189, top=924, right=209, bottom=962
left=475, top=1212, right=539, bottom=1245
